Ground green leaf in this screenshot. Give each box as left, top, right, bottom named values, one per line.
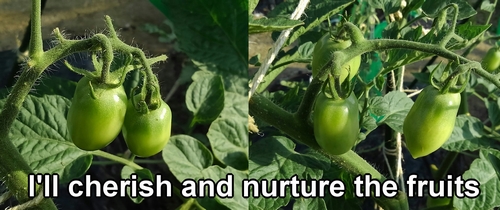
left=361, top=112, right=378, bottom=134
left=293, top=197, right=327, bottom=210
left=177, top=62, right=198, bottom=85
left=382, top=21, right=400, bottom=39
left=1, top=95, right=92, bottom=184
left=166, top=139, right=248, bottom=208
left=454, top=149, right=500, bottom=209
left=412, top=72, right=431, bottom=84
left=384, top=26, right=446, bottom=71
left=256, top=42, right=313, bottom=92
left=220, top=92, right=248, bottom=119
left=249, top=136, right=329, bottom=210
left=442, top=115, right=500, bottom=152
left=120, top=166, right=154, bottom=204
left=367, top=0, right=402, bottom=14
left=0, top=76, right=76, bottom=100
left=197, top=197, right=230, bottom=210
left=486, top=99, right=500, bottom=129
left=374, top=75, right=386, bottom=91
left=249, top=0, right=259, bottom=15
left=249, top=17, right=304, bottom=34
left=193, top=61, right=248, bottom=95
left=249, top=54, right=261, bottom=66
left=475, top=76, right=500, bottom=94
left=207, top=118, right=249, bottom=171
left=378, top=91, right=414, bottom=133
left=219, top=70, right=248, bottom=95
left=186, top=71, right=225, bottom=124
left=322, top=166, right=363, bottom=209
left=268, top=0, right=354, bottom=47
left=200, top=166, right=248, bottom=210
left=162, top=134, right=213, bottom=181
left=369, top=96, right=390, bottom=116
left=122, top=69, right=141, bottom=97
left=262, top=84, right=306, bottom=112
left=384, top=21, right=486, bottom=71
left=450, top=22, right=490, bottom=49
left=32, top=76, right=77, bottom=99
left=402, top=0, right=425, bottom=15
left=421, top=0, right=476, bottom=20
left=480, top=0, right=496, bottom=12
left=150, top=0, right=247, bottom=75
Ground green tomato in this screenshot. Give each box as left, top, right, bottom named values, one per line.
left=67, top=77, right=127, bottom=151
left=403, top=86, right=461, bottom=158
left=313, top=92, right=359, bottom=155
left=122, top=98, right=172, bottom=157
left=311, top=33, right=361, bottom=83
left=481, top=47, right=500, bottom=73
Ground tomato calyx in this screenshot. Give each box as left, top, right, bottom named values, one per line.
left=429, top=61, right=469, bottom=95
left=129, top=84, right=162, bottom=115
left=64, top=52, right=134, bottom=88
left=322, top=73, right=354, bottom=101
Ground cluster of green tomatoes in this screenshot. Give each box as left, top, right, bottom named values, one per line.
left=311, top=33, right=500, bottom=158
left=66, top=75, right=172, bottom=158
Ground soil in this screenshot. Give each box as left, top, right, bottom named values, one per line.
left=0, top=0, right=186, bottom=209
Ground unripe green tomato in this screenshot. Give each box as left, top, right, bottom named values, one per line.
left=403, top=86, right=460, bottom=158
left=122, top=98, right=172, bottom=157
left=313, top=92, right=359, bottom=155
left=311, top=33, right=361, bottom=83
left=481, top=47, right=500, bottom=73
left=67, top=77, right=128, bottom=151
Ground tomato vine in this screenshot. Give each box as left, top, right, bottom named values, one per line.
left=249, top=0, right=500, bottom=209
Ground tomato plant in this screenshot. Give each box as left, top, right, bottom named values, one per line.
left=67, top=76, right=127, bottom=151
left=0, top=0, right=247, bottom=209
left=403, top=86, right=461, bottom=158
left=250, top=0, right=500, bottom=209
left=313, top=91, right=359, bottom=155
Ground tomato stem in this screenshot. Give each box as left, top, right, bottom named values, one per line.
left=91, top=150, right=143, bottom=170
left=28, top=0, right=43, bottom=59
left=341, top=22, right=365, bottom=45
left=438, top=4, right=459, bottom=48
left=434, top=152, right=459, bottom=181
left=92, top=159, right=164, bottom=165
left=0, top=1, right=57, bottom=208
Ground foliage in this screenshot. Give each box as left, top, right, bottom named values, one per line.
left=249, top=0, right=500, bottom=209
left=0, top=0, right=247, bottom=209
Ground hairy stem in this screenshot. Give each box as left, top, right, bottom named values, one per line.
left=0, top=1, right=58, bottom=208
left=0, top=66, right=57, bottom=209
left=28, top=0, right=43, bottom=59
